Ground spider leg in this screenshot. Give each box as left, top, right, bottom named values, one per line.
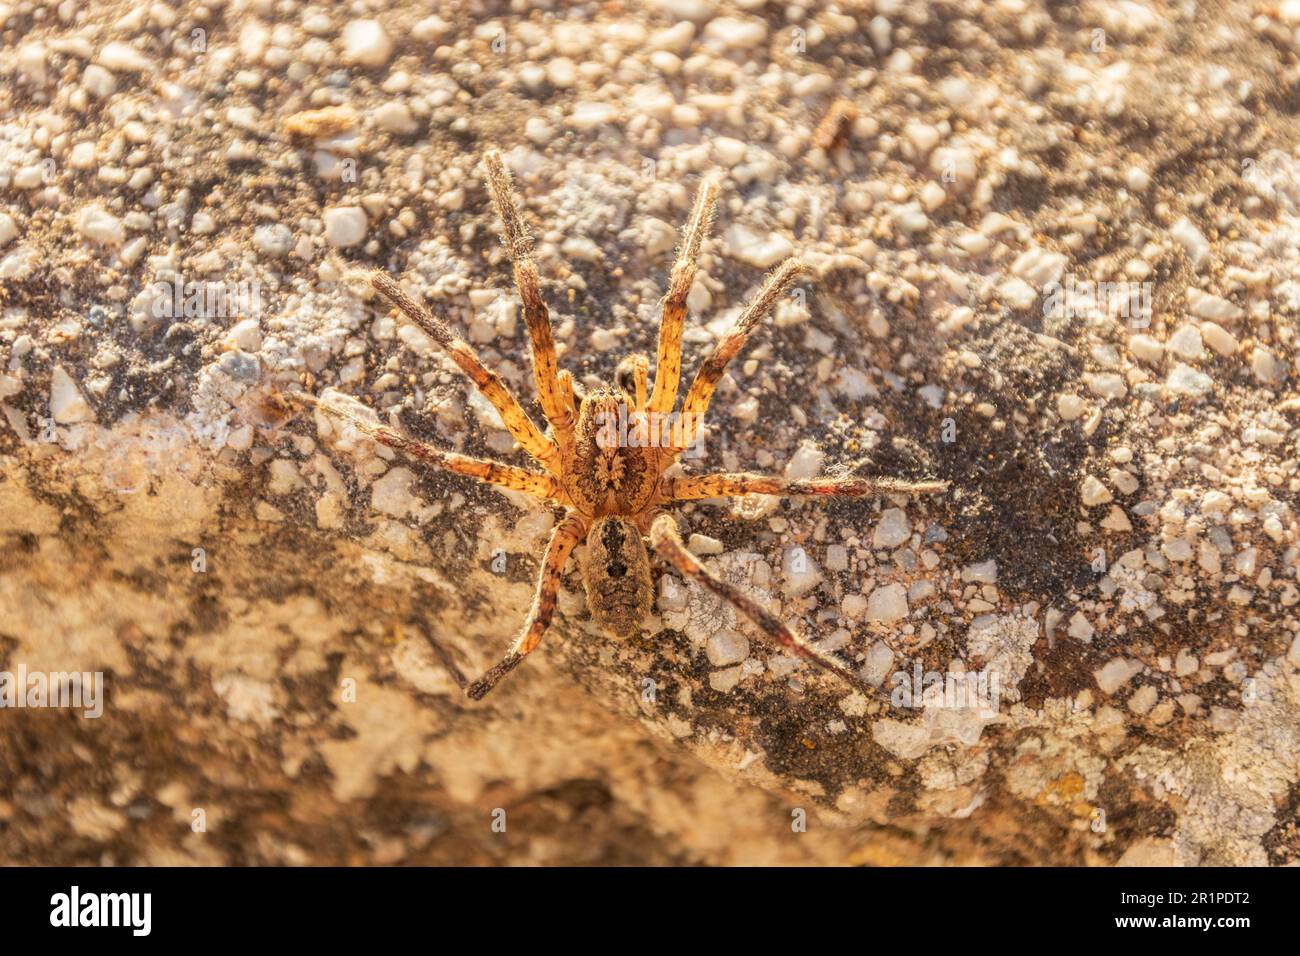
left=648, top=513, right=870, bottom=692
left=292, top=392, right=566, bottom=503
left=665, top=472, right=948, bottom=502
left=649, top=175, right=720, bottom=415
left=467, top=512, right=588, bottom=700
left=368, top=270, right=561, bottom=474
left=676, top=258, right=808, bottom=448
left=482, top=150, right=576, bottom=444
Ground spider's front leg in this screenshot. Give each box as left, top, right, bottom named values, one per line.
left=467, top=512, right=588, bottom=700
left=674, top=258, right=807, bottom=450
left=647, top=513, right=871, bottom=693
left=367, top=270, right=561, bottom=475
left=649, top=174, right=720, bottom=415
left=288, top=391, right=567, bottom=503
left=483, top=150, right=577, bottom=447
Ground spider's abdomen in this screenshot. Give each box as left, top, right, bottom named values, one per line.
left=580, top=516, right=654, bottom=638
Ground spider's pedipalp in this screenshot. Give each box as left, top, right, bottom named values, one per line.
left=483, top=149, right=575, bottom=440
left=666, top=472, right=949, bottom=502
left=467, top=512, right=588, bottom=700
left=648, top=513, right=870, bottom=692
left=368, top=270, right=560, bottom=472
left=677, top=258, right=808, bottom=448
left=650, top=175, right=720, bottom=415
left=615, top=353, right=649, bottom=410
left=301, top=391, right=565, bottom=503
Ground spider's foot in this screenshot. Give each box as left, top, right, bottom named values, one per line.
left=466, top=651, right=524, bottom=700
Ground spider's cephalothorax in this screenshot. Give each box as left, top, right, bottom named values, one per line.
left=568, top=384, right=662, bottom=518
left=297, top=148, right=947, bottom=700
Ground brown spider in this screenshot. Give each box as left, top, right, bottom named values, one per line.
left=292, top=149, right=946, bottom=700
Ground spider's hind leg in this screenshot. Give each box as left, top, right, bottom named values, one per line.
left=666, top=472, right=948, bottom=502
left=466, top=513, right=588, bottom=700
left=648, top=513, right=870, bottom=692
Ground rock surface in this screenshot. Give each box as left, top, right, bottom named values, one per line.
left=1, top=0, right=1298, bottom=865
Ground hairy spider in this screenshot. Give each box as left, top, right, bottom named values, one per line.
left=291, top=149, right=946, bottom=700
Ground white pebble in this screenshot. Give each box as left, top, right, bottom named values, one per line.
left=1010, top=246, right=1067, bottom=288
left=961, top=559, right=998, bottom=583
left=998, top=276, right=1037, bottom=310
left=371, top=467, right=420, bottom=518
left=77, top=205, right=125, bottom=246
left=97, top=41, right=153, bottom=72
left=1165, top=363, right=1212, bottom=397
left=919, top=181, right=947, bottom=211
left=841, top=592, right=868, bottom=619
left=1251, top=346, right=1282, bottom=383
left=1128, top=333, right=1164, bottom=364
left=524, top=116, right=555, bottom=146
left=1124, top=166, right=1151, bottom=191
left=1084, top=372, right=1126, bottom=400
left=723, top=223, right=793, bottom=269
left=1129, top=685, right=1159, bottom=715
left=1200, top=490, right=1232, bottom=514
left=375, top=101, right=417, bottom=134
left=706, top=629, right=749, bottom=667
left=783, top=442, right=824, bottom=480
left=50, top=366, right=95, bottom=423
left=1094, top=657, right=1142, bottom=694
left=903, top=121, right=941, bottom=156
left=782, top=550, right=822, bottom=597
left=651, top=0, right=719, bottom=22
left=224, top=319, right=263, bottom=352
left=253, top=223, right=293, bottom=257
left=872, top=508, right=911, bottom=548
left=568, top=102, right=616, bottom=130
left=862, top=642, right=896, bottom=686
left=1101, top=506, right=1132, bottom=532
left=323, top=206, right=367, bottom=248
left=1187, top=289, right=1242, bottom=322
left=1080, top=475, right=1113, bottom=507
left=1068, top=612, right=1095, bottom=642
left=703, top=16, right=768, bottom=49
left=81, top=64, right=116, bottom=98
left=547, top=57, right=577, bottom=88
left=1057, top=393, right=1086, bottom=420
left=1200, top=322, right=1237, bottom=356
left=1170, top=217, right=1210, bottom=271
left=1166, top=324, right=1203, bottom=362
left=865, top=583, right=908, bottom=623
left=341, top=19, right=393, bottom=67
left=687, top=533, right=723, bottom=556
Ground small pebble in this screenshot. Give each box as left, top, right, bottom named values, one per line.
left=323, top=206, right=368, bottom=248
left=341, top=19, right=393, bottom=67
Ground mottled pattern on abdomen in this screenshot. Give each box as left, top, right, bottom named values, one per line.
left=579, top=516, right=654, bottom=637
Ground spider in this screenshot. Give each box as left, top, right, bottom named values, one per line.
left=289, top=149, right=947, bottom=700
